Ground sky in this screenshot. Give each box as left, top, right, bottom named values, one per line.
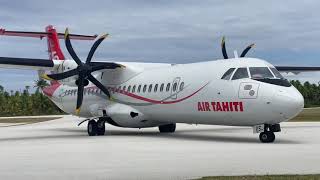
left=0, top=0, right=320, bottom=91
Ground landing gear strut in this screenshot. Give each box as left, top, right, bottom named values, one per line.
left=159, top=123, right=176, bottom=133
left=257, top=124, right=280, bottom=143
left=87, top=118, right=106, bottom=136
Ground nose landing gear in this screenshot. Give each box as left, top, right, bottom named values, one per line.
left=254, top=124, right=281, bottom=143
left=87, top=118, right=106, bottom=136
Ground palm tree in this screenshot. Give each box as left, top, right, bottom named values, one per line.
left=34, top=79, right=49, bottom=93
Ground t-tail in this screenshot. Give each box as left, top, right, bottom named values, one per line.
left=0, top=25, right=97, bottom=60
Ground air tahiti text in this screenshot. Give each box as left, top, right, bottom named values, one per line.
left=197, top=101, right=244, bottom=112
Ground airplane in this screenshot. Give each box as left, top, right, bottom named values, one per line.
left=1, top=25, right=319, bottom=143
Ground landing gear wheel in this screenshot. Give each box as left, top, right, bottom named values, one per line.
left=87, top=120, right=98, bottom=136
left=259, top=131, right=275, bottom=143
left=97, top=119, right=105, bottom=136
left=159, top=123, right=176, bottom=133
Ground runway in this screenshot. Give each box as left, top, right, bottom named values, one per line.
left=0, top=115, right=319, bottom=180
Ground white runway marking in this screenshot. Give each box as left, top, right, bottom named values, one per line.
left=0, top=115, right=319, bottom=180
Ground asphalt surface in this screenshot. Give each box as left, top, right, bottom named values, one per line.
left=0, top=115, right=319, bottom=180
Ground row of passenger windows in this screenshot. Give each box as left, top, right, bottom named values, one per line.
left=63, top=82, right=185, bottom=96
left=115, top=82, right=185, bottom=94
left=221, top=67, right=284, bottom=80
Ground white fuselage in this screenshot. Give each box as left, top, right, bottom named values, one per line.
left=47, top=58, right=304, bottom=128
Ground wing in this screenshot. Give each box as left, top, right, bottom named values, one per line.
left=275, top=66, right=320, bottom=73
left=0, top=57, right=54, bottom=70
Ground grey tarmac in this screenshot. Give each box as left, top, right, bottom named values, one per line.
left=0, top=115, right=319, bottom=180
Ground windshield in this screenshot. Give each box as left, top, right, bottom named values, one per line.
left=270, top=67, right=284, bottom=79
left=232, top=68, right=249, bottom=80
left=249, top=67, right=291, bottom=87
left=249, top=67, right=274, bottom=79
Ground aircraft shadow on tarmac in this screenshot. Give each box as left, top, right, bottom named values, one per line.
left=0, top=126, right=303, bottom=144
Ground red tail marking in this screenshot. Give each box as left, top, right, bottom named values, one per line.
left=45, top=25, right=65, bottom=60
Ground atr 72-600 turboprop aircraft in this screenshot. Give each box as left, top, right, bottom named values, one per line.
left=1, top=25, right=319, bottom=143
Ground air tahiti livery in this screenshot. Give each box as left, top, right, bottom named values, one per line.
left=0, top=25, right=318, bottom=143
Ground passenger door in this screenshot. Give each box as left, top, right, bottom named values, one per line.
left=171, top=77, right=181, bottom=99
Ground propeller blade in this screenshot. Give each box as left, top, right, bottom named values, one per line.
left=41, top=69, right=78, bottom=81
left=75, top=74, right=85, bottom=115
left=221, top=36, right=228, bottom=59
left=65, top=28, right=83, bottom=66
left=240, top=43, right=255, bottom=57
left=87, top=74, right=111, bottom=98
left=86, top=34, right=109, bottom=64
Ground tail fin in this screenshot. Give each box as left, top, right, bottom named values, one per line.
left=0, top=25, right=98, bottom=60
left=45, top=25, right=65, bottom=60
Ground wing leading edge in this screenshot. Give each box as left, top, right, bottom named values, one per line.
left=275, top=66, right=320, bottom=73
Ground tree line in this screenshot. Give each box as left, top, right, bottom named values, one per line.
left=0, top=79, right=319, bottom=117
left=0, top=80, right=64, bottom=117
left=290, top=80, right=320, bottom=107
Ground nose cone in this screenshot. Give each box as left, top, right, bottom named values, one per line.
left=272, top=87, right=304, bottom=121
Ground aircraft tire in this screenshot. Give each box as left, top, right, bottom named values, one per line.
left=259, top=131, right=275, bottom=143
left=87, top=120, right=98, bottom=136
left=159, top=123, right=176, bottom=133
left=97, top=119, right=106, bottom=136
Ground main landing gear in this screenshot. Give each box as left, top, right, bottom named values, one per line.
left=159, top=123, right=176, bottom=133
left=87, top=118, right=106, bottom=136
left=255, top=124, right=281, bottom=143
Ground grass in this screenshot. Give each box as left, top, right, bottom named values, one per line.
left=196, top=174, right=320, bottom=180
left=0, top=117, right=59, bottom=124
left=290, top=107, right=320, bottom=122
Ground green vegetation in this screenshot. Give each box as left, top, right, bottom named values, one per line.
left=290, top=107, right=320, bottom=122
left=290, top=80, right=320, bottom=107
left=196, top=174, right=320, bottom=180
left=0, top=80, right=64, bottom=117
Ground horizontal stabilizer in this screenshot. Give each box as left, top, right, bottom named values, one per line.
left=0, top=28, right=97, bottom=40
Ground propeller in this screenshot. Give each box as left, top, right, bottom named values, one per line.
left=221, top=36, right=255, bottom=59
left=42, top=28, right=113, bottom=115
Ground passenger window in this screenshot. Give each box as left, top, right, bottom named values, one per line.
left=148, top=84, right=153, bottom=92
left=128, top=85, right=131, bottom=92
left=249, top=67, right=274, bottom=79
left=166, top=83, right=171, bottom=92
left=221, top=68, right=235, bottom=80
left=270, top=68, right=284, bottom=79
left=232, top=68, right=249, bottom=80
left=180, top=82, right=184, bottom=91
left=143, top=85, right=147, bottom=93
left=154, top=84, right=158, bottom=92
left=132, top=85, right=136, bottom=93
left=117, top=86, right=121, bottom=92
left=138, top=85, right=141, bottom=93
left=122, top=86, right=126, bottom=92
left=173, top=82, right=178, bottom=92
left=160, top=83, right=164, bottom=92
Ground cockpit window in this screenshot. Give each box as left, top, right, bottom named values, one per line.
left=270, top=67, right=284, bottom=79
left=221, top=68, right=235, bottom=80
left=232, top=68, right=249, bottom=80
left=249, top=67, right=274, bottom=79
left=250, top=67, right=291, bottom=87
